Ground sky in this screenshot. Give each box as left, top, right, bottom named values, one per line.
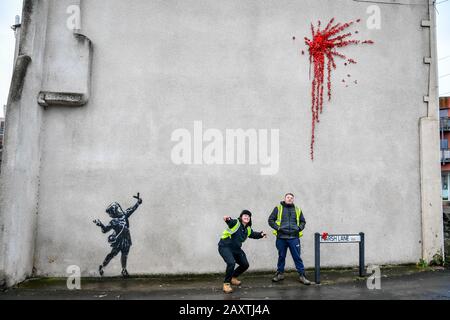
left=0, top=0, right=22, bottom=118
left=0, top=1, right=449, bottom=118
left=437, top=0, right=450, bottom=96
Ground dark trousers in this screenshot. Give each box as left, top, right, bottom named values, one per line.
left=276, top=238, right=305, bottom=275
left=218, top=245, right=250, bottom=283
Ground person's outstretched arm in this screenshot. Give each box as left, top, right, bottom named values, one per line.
left=223, top=216, right=238, bottom=229
left=249, top=229, right=267, bottom=239
left=125, top=197, right=143, bottom=218
left=268, top=207, right=279, bottom=231
left=93, top=219, right=112, bottom=233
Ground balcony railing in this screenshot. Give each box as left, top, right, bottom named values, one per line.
left=441, top=149, right=450, bottom=163
left=440, top=117, right=450, bottom=131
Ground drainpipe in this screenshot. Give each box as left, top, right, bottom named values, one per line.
left=11, top=15, right=21, bottom=63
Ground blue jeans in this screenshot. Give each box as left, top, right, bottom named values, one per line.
left=276, top=238, right=305, bottom=275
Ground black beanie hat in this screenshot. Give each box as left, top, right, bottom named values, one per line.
left=240, top=210, right=252, bottom=217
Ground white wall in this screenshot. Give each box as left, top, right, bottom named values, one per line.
left=1, top=0, right=443, bottom=282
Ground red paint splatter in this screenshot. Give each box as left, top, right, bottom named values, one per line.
left=304, top=18, right=374, bottom=160
left=322, top=232, right=329, bottom=240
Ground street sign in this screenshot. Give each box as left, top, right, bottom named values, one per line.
left=314, top=232, right=365, bottom=284
left=319, top=234, right=361, bottom=243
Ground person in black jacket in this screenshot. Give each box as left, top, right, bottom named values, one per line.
left=268, top=193, right=311, bottom=285
left=218, top=210, right=267, bottom=293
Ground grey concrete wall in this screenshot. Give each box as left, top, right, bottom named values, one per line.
left=1, top=0, right=444, bottom=282
left=0, top=0, right=49, bottom=287
left=419, top=1, right=444, bottom=262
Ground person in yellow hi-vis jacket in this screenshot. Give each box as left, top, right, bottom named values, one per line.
left=218, top=210, right=267, bottom=294
left=268, top=193, right=311, bottom=285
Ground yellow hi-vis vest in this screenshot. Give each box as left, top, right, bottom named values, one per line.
left=273, top=204, right=303, bottom=238
left=221, top=220, right=251, bottom=240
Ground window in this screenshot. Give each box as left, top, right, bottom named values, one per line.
left=442, top=173, right=449, bottom=201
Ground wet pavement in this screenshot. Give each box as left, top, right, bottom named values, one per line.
left=1, top=266, right=449, bottom=300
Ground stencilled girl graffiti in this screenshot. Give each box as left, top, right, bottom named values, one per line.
left=93, top=193, right=143, bottom=278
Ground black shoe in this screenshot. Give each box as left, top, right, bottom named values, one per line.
left=121, top=269, right=130, bottom=278
left=99, top=265, right=104, bottom=277
left=272, top=272, right=285, bottom=282
left=299, top=275, right=311, bottom=285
